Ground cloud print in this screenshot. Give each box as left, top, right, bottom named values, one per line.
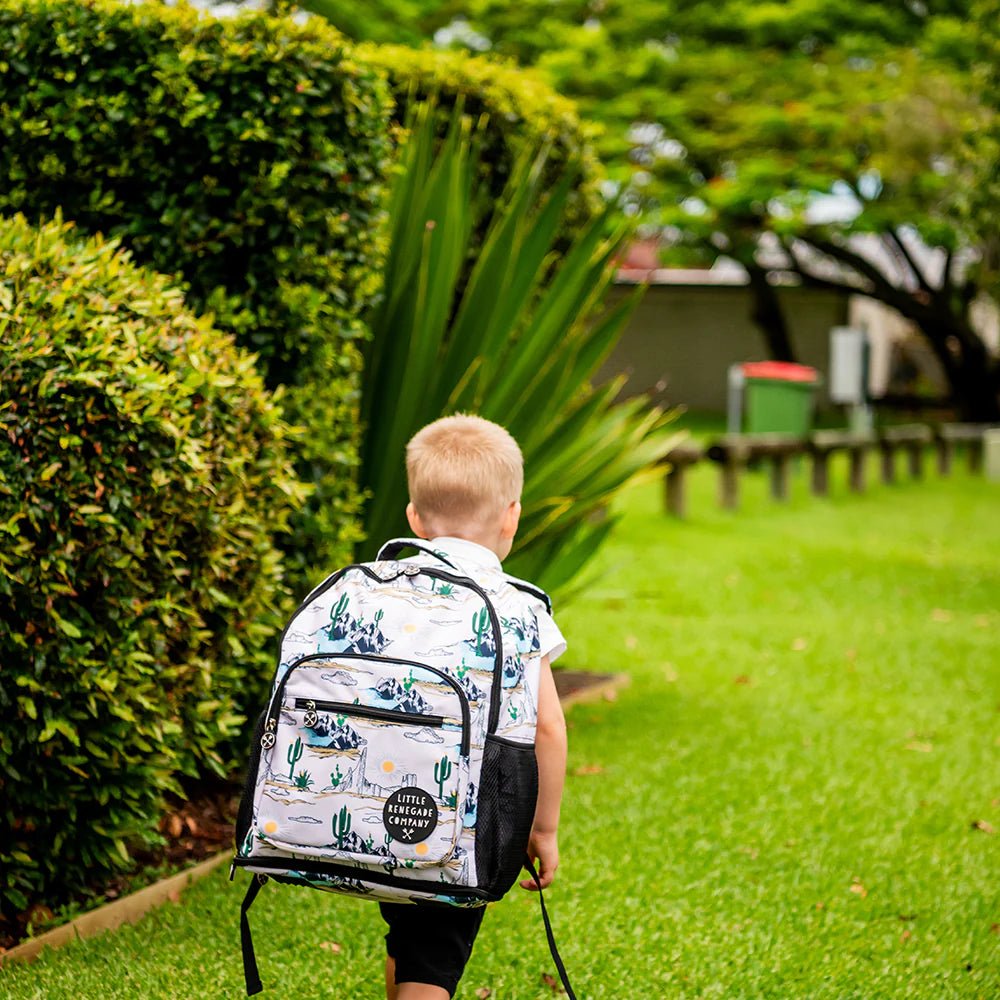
left=404, top=728, right=445, bottom=745
left=320, top=670, right=358, bottom=686
left=288, top=816, right=323, bottom=824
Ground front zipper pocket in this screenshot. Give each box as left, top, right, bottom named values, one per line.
left=294, top=698, right=446, bottom=728
left=255, top=653, right=470, bottom=871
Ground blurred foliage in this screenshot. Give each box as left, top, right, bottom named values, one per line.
left=364, top=0, right=998, bottom=416
left=359, top=107, right=679, bottom=598
left=0, top=214, right=304, bottom=918
left=356, top=43, right=604, bottom=253
left=0, top=0, right=395, bottom=584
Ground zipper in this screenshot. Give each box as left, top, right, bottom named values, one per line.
left=266, top=651, right=471, bottom=756
left=293, top=698, right=446, bottom=728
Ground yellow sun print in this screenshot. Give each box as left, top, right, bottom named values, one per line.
left=382, top=760, right=395, bottom=773
left=414, top=842, right=429, bottom=856
left=263, top=820, right=278, bottom=834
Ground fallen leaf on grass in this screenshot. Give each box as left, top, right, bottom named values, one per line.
left=900, top=930, right=911, bottom=943
left=624, top=635, right=638, bottom=651
left=990, top=924, right=999, bottom=935
left=475, top=989, right=492, bottom=999
left=971, top=820, right=996, bottom=834
left=849, top=878, right=868, bottom=898
left=663, top=662, right=678, bottom=683
left=905, top=740, right=933, bottom=753
left=930, top=608, right=953, bottom=623
left=791, top=637, right=808, bottom=652
left=733, top=674, right=752, bottom=686
left=573, top=764, right=605, bottom=776
left=541, top=972, right=564, bottom=993
left=320, top=941, right=342, bottom=953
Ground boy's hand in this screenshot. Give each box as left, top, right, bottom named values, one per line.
left=520, top=829, right=559, bottom=891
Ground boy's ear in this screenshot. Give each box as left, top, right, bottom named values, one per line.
left=502, top=500, right=521, bottom=540
left=406, top=502, right=427, bottom=539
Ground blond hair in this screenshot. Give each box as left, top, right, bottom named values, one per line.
left=406, top=414, right=523, bottom=530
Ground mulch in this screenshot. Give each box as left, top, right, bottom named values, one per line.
left=1, top=667, right=613, bottom=954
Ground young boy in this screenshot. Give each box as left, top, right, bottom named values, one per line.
left=380, top=414, right=569, bottom=1000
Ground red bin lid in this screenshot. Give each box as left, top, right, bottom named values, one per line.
left=741, top=361, right=819, bottom=382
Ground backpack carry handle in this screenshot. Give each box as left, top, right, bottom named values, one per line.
left=376, top=537, right=458, bottom=568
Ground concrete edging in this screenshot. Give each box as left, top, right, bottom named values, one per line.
left=0, top=849, right=232, bottom=969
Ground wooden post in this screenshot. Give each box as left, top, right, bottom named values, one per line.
left=880, top=443, right=896, bottom=484
left=770, top=454, right=790, bottom=501
left=849, top=447, right=866, bottom=493
left=811, top=451, right=830, bottom=496
left=665, top=465, right=687, bottom=517
left=662, top=442, right=704, bottom=518
left=907, top=442, right=924, bottom=479
left=970, top=437, right=984, bottom=473
left=936, top=436, right=952, bottom=476
left=720, top=458, right=740, bottom=510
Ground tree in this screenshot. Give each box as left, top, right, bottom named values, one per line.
left=296, top=0, right=1000, bottom=415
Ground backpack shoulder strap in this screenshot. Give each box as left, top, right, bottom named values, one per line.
left=502, top=573, right=554, bottom=615
left=375, top=537, right=458, bottom=568
left=524, top=857, right=578, bottom=999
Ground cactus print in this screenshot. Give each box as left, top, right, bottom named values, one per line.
left=238, top=537, right=554, bottom=905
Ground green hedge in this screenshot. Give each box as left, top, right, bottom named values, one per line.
left=0, top=0, right=394, bottom=581
left=358, top=43, right=604, bottom=244
left=0, top=214, right=304, bottom=917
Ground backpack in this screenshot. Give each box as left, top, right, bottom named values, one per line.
left=232, top=538, right=576, bottom=997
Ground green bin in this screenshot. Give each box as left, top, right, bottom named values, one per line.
left=741, top=361, right=822, bottom=435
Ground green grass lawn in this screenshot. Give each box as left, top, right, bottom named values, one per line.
left=3, top=460, right=998, bottom=999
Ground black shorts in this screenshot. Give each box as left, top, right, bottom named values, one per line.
left=380, top=901, right=487, bottom=997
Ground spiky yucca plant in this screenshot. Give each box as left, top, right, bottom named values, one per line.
left=359, top=106, right=680, bottom=600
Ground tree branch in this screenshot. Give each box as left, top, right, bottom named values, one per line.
left=794, top=233, right=926, bottom=322
left=886, top=228, right=935, bottom=294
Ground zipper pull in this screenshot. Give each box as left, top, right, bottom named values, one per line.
left=261, top=716, right=277, bottom=749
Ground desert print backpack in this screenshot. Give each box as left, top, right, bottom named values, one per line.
left=233, top=539, right=576, bottom=997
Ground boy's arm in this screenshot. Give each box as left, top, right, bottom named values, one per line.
left=520, top=654, right=567, bottom=891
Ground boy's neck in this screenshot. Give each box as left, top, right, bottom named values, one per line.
left=430, top=530, right=508, bottom=563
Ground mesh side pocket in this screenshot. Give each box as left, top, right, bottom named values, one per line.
left=235, top=710, right=267, bottom=852
left=475, top=734, right=538, bottom=899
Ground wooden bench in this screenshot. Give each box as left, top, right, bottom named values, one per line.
left=706, top=434, right=805, bottom=509
left=934, top=423, right=989, bottom=475
left=807, top=430, right=876, bottom=495
left=662, top=441, right=705, bottom=518
left=877, top=424, right=934, bottom=483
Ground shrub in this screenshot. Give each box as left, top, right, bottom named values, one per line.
left=360, top=108, right=679, bottom=600
left=356, top=43, right=604, bottom=245
left=0, top=0, right=395, bottom=580
left=0, top=214, right=304, bottom=917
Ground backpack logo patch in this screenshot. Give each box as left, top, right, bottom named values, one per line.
left=383, top=788, right=438, bottom=843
